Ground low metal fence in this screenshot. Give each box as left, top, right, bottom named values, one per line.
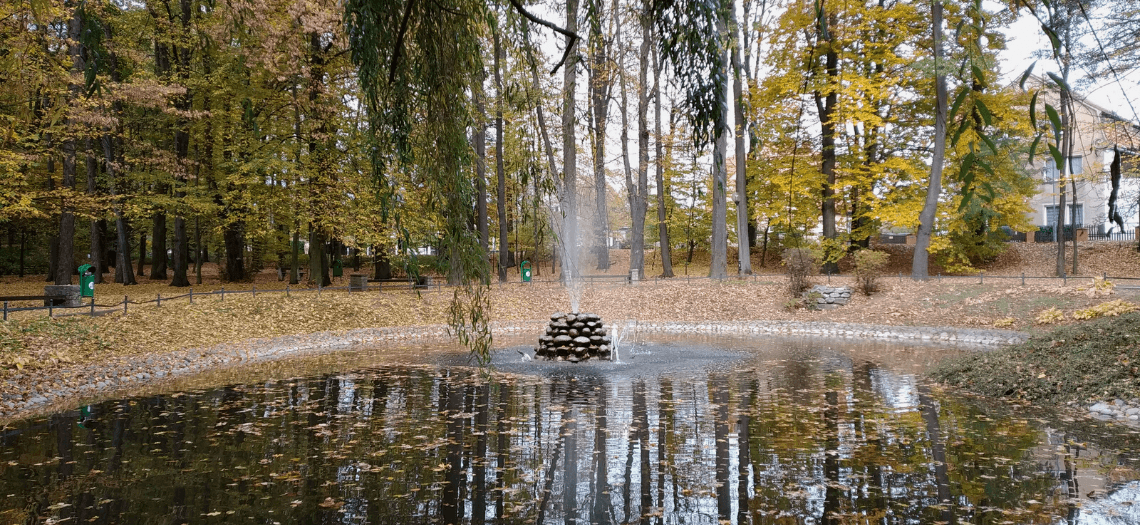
left=3, top=270, right=1139, bottom=321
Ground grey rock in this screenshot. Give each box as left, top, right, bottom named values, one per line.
left=573, top=336, right=591, bottom=345
left=554, top=335, right=573, bottom=343
left=551, top=312, right=566, bottom=321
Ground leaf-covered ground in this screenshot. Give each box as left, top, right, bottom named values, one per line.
left=931, top=311, right=1140, bottom=405
left=0, top=242, right=1136, bottom=413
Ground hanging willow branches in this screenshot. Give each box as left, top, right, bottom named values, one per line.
left=344, top=0, right=492, bottom=362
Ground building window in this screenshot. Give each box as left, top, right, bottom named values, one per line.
left=1043, top=156, right=1083, bottom=181
left=1045, top=203, right=1084, bottom=226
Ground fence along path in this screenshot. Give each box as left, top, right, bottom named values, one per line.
left=3, top=271, right=1139, bottom=321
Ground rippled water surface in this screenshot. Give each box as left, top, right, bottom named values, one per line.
left=2, top=334, right=1138, bottom=524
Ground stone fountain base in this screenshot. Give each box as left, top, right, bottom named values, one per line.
left=535, top=312, right=612, bottom=362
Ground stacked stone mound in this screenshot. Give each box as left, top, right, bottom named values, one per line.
left=535, top=312, right=612, bottom=362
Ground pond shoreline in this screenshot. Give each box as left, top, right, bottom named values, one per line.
left=0, top=320, right=1025, bottom=424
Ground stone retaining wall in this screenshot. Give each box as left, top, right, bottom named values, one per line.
left=0, top=320, right=1025, bottom=421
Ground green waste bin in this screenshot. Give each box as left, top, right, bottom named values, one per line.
left=78, top=264, right=95, bottom=298
left=332, top=259, right=343, bottom=277
left=521, top=261, right=532, bottom=282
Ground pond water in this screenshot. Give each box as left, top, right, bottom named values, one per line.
left=1, top=334, right=1139, bottom=524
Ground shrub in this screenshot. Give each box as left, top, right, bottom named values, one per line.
left=782, top=248, right=818, bottom=296
left=1072, top=300, right=1137, bottom=320
left=852, top=249, right=889, bottom=295
left=992, top=317, right=1016, bottom=328
left=1035, top=307, right=1064, bottom=325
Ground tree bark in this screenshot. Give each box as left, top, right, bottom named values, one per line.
left=137, top=231, right=146, bottom=277
left=475, top=55, right=489, bottom=258
left=730, top=0, right=751, bottom=275
left=588, top=0, right=611, bottom=270
left=912, top=0, right=947, bottom=280
left=709, top=15, right=730, bottom=279
left=627, top=1, right=652, bottom=279
left=653, top=45, right=674, bottom=277
left=150, top=213, right=168, bottom=279
left=54, top=6, right=84, bottom=286
left=86, top=140, right=104, bottom=284
left=560, top=0, right=580, bottom=281
left=221, top=220, right=244, bottom=281
left=495, top=24, right=509, bottom=282
left=815, top=5, right=840, bottom=275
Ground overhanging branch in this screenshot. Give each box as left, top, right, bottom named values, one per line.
left=506, top=0, right=579, bottom=75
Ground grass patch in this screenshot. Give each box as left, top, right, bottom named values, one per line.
left=931, top=311, right=1140, bottom=404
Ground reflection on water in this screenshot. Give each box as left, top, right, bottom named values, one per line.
left=1, top=336, right=1138, bottom=524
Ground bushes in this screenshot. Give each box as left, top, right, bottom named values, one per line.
left=852, top=249, right=889, bottom=295
left=782, top=248, right=818, bottom=295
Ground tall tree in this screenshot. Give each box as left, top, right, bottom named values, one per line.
left=560, top=0, right=581, bottom=280
left=709, top=10, right=729, bottom=279
left=912, top=0, right=948, bottom=280
left=587, top=0, right=612, bottom=270
left=54, top=3, right=85, bottom=286
left=627, top=0, right=652, bottom=279
left=729, top=0, right=751, bottom=275
left=652, top=44, right=674, bottom=277
left=494, top=17, right=509, bottom=282
left=813, top=0, right=840, bottom=275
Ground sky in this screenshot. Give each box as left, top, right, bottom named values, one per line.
left=999, top=9, right=1140, bottom=124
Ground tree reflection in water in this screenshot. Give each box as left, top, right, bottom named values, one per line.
left=1, top=339, right=1138, bottom=524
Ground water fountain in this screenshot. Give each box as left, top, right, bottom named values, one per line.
left=533, top=312, right=612, bottom=361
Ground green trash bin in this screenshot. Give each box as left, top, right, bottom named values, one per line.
left=332, top=259, right=343, bottom=277
left=521, top=260, right=532, bottom=282
left=78, top=264, right=95, bottom=298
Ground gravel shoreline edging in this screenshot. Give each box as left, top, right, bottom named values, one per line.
left=1, top=320, right=1026, bottom=422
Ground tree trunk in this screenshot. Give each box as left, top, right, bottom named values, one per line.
left=589, top=0, right=611, bottom=271
left=224, top=222, right=245, bottom=282
left=475, top=46, right=489, bottom=257
left=626, top=1, right=651, bottom=279
left=494, top=25, right=509, bottom=283
left=137, top=231, right=146, bottom=276
left=150, top=213, right=168, bottom=279
left=86, top=140, right=104, bottom=284
left=1055, top=88, right=1069, bottom=277
left=730, top=0, right=751, bottom=275
left=290, top=228, right=300, bottom=284
left=54, top=7, right=83, bottom=286
left=912, top=0, right=947, bottom=280
left=653, top=45, right=674, bottom=277
left=816, top=6, right=840, bottom=275
left=708, top=16, right=730, bottom=279
left=559, top=0, right=580, bottom=281
left=194, top=216, right=203, bottom=284
left=171, top=216, right=189, bottom=286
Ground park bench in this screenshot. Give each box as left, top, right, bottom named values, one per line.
left=578, top=274, right=631, bottom=284
left=0, top=295, right=70, bottom=306
left=369, top=277, right=433, bottom=290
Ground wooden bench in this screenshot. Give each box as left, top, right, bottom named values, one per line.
left=369, top=277, right=433, bottom=290
left=0, top=295, right=69, bottom=305
left=578, top=274, right=630, bottom=284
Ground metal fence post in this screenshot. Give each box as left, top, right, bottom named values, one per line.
left=157, top=293, right=161, bottom=307
left=318, top=285, right=322, bottom=297
left=123, top=295, right=128, bottom=314
left=48, top=303, right=52, bottom=318
left=1021, top=272, right=1025, bottom=286
left=90, top=296, right=95, bottom=316
left=286, top=285, right=290, bottom=297
left=2, top=301, right=6, bottom=321
left=221, top=287, right=225, bottom=301
left=979, top=272, right=983, bottom=285
left=252, top=284, right=256, bottom=298
left=189, top=287, right=193, bottom=304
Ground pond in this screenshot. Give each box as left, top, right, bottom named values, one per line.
left=1, top=333, right=1138, bottom=524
